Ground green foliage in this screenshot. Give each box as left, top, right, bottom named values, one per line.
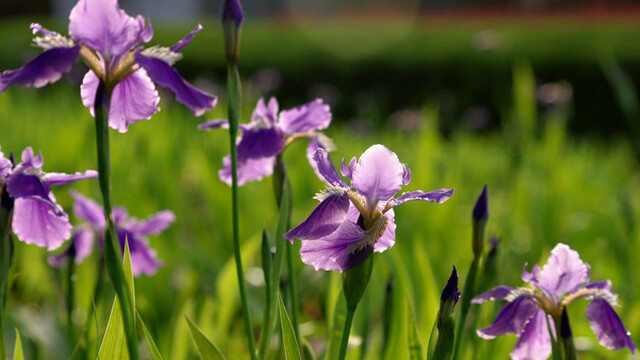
left=186, top=316, right=226, bottom=360
left=278, top=293, right=302, bottom=360
left=13, top=329, right=23, bottom=360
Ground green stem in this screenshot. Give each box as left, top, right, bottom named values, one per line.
left=338, top=307, right=356, bottom=360
left=452, top=256, right=480, bottom=360
left=93, top=82, right=138, bottom=360
left=0, top=186, right=15, bottom=360
left=67, top=252, right=76, bottom=340
left=227, top=64, right=257, bottom=360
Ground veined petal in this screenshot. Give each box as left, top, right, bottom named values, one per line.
left=284, top=192, right=349, bottom=242
left=278, top=98, right=331, bottom=134
left=219, top=155, right=276, bottom=186
left=586, top=298, right=637, bottom=353
left=197, top=119, right=229, bottom=131
left=7, top=173, right=50, bottom=199
left=80, top=70, right=100, bottom=116
left=312, top=147, right=347, bottom=188
left=401, top=163, right=411, bottom=185
left=108, top=68, right=159, bottom=132
left=0, top=46, right=79, bottom=92
left=69, top=0, right=143, bottom=57
left=48, top=227, right=95, bottom=267
left=472, top=285, right=515, bottom=304
left=510, top=310, right=552, bottom=360
left=477, top=295, right=539, bottom=339
left=252, top=97, right=279, bottom=125
left=299, top=220, right=367, bottom=271
left=44, top=170, right=98, bottom=186
left=71, top=191, right=105, bottom=230
left=391, top=188, right=454, bottom=208
left=237, top=127, right=285, bottom=161
left=538, top=243, right=591, bottom=301
left=340, top=157, right=356, bottom=179
left=135, top=53, right=217, bottom=116
left=351, top=144, right=404, bottom=205
left=307, top=134, right=336, bottom=180
left=130, top=210, right=175, bottom=235
left=170, top=24, right=202, bottom=53
left=12, top=197, right=71, bottom=250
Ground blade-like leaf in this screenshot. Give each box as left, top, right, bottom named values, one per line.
left=324, top=295, right=347, bottom=360
left=13, top=328, right=23, bottom=360
left=278, top=293, right=301, bottom=360
left=186, top=316, right=226, bottom=360
left=408, top=307, right=424, bottom=360
left=138, top=312, right=163, bottom=360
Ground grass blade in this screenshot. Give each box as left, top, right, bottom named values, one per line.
left=138, top=312, right=163, bottom=360
left=325, top=295, right=347, bottom=360
left=13, top=328, right=23, bottom=360
left=278, top=293, right=301, bottom=360
left=186, top=316, right=226, bottom=360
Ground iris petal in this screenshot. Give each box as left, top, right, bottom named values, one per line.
left=12, top=197, right=71, bottom=250
left=285, top=192, right=350, bottom=242
left=586, top=298, right=637, bottom=353
left=351, top=144, right=404, bottom=205
left=0, top=46, right=79, bottom=92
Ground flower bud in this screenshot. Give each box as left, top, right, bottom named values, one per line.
left=472, top=185, right=488, bottom=256
left=429, top=266, right=460, bottom=360
left=342, top=246, right=374, bottom=311
left=222, top=0, right=244, bottom=64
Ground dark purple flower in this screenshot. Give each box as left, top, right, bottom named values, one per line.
left=199, top=97, right=333, bottom=186
left=473, top=243, right=636, bottom=360
left=284, top=144, right=453, bottom=271
left=0, top=147, right=97, bottom=250
left=65, top=191, right=175, bottom=276
left=0, top=0, right=216, bottom=133
left=222, top=0, right=245, bottom=25
left=472, top=185, right=488, bottom=222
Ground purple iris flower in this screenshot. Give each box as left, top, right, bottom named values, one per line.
left=198, top=97, right=333, bottom=185
left=0, top=147, right=97, bottom=250
left=0, top=0, right=217, bottom=133
left=283, top=144, right=454, bottom=271
left=473, top=243, right=636, bottom=360
left=57, top=191, right=175, bottom=276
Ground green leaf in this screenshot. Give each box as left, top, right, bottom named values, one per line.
left=13, top=328, right=23, bottom=360
left=138, top=312, right=163, bottom=360
left=324, top=295, right=347, bottom=360
left=278, top=293, right=301, bottom=360
left=185, top=316, right=226, bottom=360
left=301, top=338, right=316, bottom=360
left=408, top=305, right=424, bottom=360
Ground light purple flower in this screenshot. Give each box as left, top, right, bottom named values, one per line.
left=284, top=144, right=453, bottom=271
left=0, top=0, right=216, bottom=133
left=473, top=243, right=636, bottom=360
left=65, top=191, right=174, bottom=276
left=0, top=147, right=97, bottom=250
left=199, top=97, right=334, bottom=186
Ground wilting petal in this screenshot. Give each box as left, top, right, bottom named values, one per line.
left=312, top=147, right=346, bottom=188
left=340, top=157, right=356, bottom=179
left=130, top=210, right=175, bottom=235
left=7, top=173, right=49, bottom=199
left=135, top=53, right=216, bottom=116
left=12, top=197, right=71, bottom=250
left=284, top=192, right=349, bottom=242
left=538, top=243, right=591, bottom=301
left=69, top=0, right=142, bottom=57
left=237, top=127, right=285, bottom=161
left=197, top=119, right=228, bottom=130
left=108, top=68, right=159, bottom=132
left=0, top=46, right=79, bottom=92
left=351, top=144, right=405, bottom=205
left=251, top=97, right=279, bottom=125
left=44, top=170, right=98, bottom=186
left=170, top=24, right=202, bottom=52
left=472, top=285, right=515, bottom=304
left=71, top=191, right=105, bottom=230
left=391, top=188, right=454, bottom=208
left=48, top=227, right=95, bottom=267
left=299, top=220, right=367, bottom=271
left=219, top=155, right=275, bottom=186
left=278, top=99, right=331, bottom=134
left=510, top=309, right=552, bottom=360
left=586, top=298, right=637, bottom=353
left=477, top=295, right=539, bottom=339
left=119, top=233, right=161, bottom=276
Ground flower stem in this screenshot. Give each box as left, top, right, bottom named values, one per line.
left=227, top=63, right=257, bottom=360
left=338, top=307, right=356, bottom=360
left=66, top=252, right=76, bottom=340
left=452, top=256, right=480, bottom=360
left=93, top=82, right=138, bottom=360
left=0, top=182, right=15, bottom=359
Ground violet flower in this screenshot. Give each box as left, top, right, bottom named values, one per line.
left=0, top=0, right=217, bottom=133
left=284, top=144, right=454, bottom=271
left=473, top=243, right=636, bottom=360
left=0, top=146, right=97, bottom=250
left=60, top=191, right=175, bottom=276
left=198, top=97, right=334, bottom=185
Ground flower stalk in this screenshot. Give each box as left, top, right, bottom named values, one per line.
left=0, top=181, right=15, bottom=358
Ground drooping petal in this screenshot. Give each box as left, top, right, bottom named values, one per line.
left=118, top=232, right=161, bottom=276
left=510, top=309, right=552, bottom=360
left=284, top=192, right=349, bottom=242
left=48, top=227, right=95, bottom=267
left=472, top=285, right=515, bottom=304
left=130, top=210, right=175, bottom=235
left=312, top=147, right=347, bottom=188
left=340, top=157, right=356, bottom=179
left=351, top=144, right=405, bottom=205
left=538, top=243, right=591, bottom=301
left=477, top=295, right=539, bottom=339
left=586, top=298, right=637, bottom=353
left=299, top=220, right=367, bottom=271
left=237, top=127, right=285, bottom=161
left=71, top=191, right=105, bottom=230
left=278, top=99, right=331, bottom=134
left=218, top=155, right=276, bottom=186
left=44, top=170, right=98, bottom=186
left=197, top=119, right=229, bottom=130
left=170, top=24, right=202, bottom=52
left=6, top=173, right=50, bottom=199
left=12, top=197, right=71, bottom=250
left=391, top=188, right=454, bottom=208
left=106, top=68, right=159, bottom=132
left=135, top=53, right=217, bottom=116
left=0, top=46, right=79, bottom=92
left=69, top=0, right=143, bottom=57
left=251, top=97, right=279, bottom=125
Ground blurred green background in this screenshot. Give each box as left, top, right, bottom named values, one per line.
left=2, top=2, right=640, bottom=359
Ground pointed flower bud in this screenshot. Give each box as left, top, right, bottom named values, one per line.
left=472, top=185, right=488, bottom=256
left=222, top=0, right=244, bottom=64
left=430, top=266, right=460, bottom=360
left=222, top=0, right=245, bottom=25
left=342, top=246, right=374, bottom=311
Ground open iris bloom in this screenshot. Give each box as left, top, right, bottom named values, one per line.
left=284, top=144, right=454, bottom=271
left=473, top=243, right=637, bottom=360
left=198, top=97, right=333, bottom=185
left=57, top=191, right=175, bottom=276
left=0, top=147, right=96, bottom=250
left=0, top=0, right=216, bottom=132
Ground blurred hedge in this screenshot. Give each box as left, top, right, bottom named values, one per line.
left=2, top=17, right=640, bottom=136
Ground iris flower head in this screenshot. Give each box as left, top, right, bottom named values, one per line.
left=0, top=0, right=217, bottom=133
left=284, top=144, right=454, bottom=271
left=473, top=243, right=636, bottom=360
